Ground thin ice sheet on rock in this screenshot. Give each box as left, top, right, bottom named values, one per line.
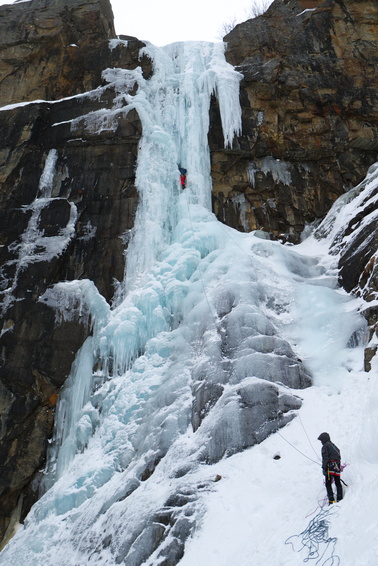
left=0, top=149, right=77, bottom=316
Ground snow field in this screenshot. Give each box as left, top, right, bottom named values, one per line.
left=180, top=356, right=378, bottom=566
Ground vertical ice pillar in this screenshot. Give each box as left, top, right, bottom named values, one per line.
left=123, top=41, right=242, bottom=293
left=38, top=149, right=58, bottom=198
left=41, top=337, right=95, bottom=492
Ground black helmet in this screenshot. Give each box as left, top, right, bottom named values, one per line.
left=318, top=432, right=330, bottom=444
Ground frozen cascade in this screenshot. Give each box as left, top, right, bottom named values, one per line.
left=0, top=42, right=368, bottom=566
left=116, top=41, right=242, bottom=293
left=38, top=41, right=243, bottom=493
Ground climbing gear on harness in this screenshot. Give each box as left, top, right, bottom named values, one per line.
left=327, top=460, right=341, bottom=479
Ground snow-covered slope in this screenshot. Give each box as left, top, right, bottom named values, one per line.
left=180, top=165, right=378, bottom=566
left=0, top=39, right=376, bottom=566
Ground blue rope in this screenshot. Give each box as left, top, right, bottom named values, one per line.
left=285, top=506, right=340, bottom=565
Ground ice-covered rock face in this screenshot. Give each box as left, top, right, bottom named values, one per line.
left=314, top=162, right=378, bottom=371
left=0, top=38, right=366, bottom=566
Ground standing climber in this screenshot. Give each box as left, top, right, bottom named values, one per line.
left=318, top=432, right=343, bottom=504
left=179, top=166, right=187, bottom=189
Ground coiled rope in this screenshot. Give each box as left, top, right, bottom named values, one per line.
left=285, top=506, right=340, bottom=565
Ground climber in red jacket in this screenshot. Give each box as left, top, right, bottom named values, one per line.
left=179, top=166, right=187, bottom=189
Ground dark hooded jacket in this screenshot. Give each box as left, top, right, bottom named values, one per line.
left=318, top=432, right=341, bottom=475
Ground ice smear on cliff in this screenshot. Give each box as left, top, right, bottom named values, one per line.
left=38, top=149, right=58, bottom=198
left=247, top=156, right=292, bottom=188
left=0, top=149, right=77, bottom=316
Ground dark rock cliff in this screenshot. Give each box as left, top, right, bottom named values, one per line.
left=211, top=0, right=378, bottom=241
left=0, top=0, right=377, bottom=549
left=0, top=0, right=152, bottom=545
left=0, top=0, right=115, bottom=105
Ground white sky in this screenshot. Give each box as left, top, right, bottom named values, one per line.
left=111, top=0, right=257, bottom=45
left=0, top=0, right=261, bottom=45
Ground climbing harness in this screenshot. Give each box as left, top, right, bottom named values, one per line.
left=327, top=460, right=340, bottom=479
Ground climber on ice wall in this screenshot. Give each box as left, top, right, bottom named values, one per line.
left=179, top=166, right=187, bottom=189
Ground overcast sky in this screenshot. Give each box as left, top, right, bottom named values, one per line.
left=111, top=0, right=259, bottom=45
left=0, top=0, right=266, bottom=45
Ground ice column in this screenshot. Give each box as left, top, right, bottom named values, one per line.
left=120, top=41, right=242, bottom=292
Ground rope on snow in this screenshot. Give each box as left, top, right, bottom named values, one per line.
left=285, top=506, right=340, bottom=565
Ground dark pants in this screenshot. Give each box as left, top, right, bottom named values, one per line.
left=326, top=473, right=343, bottom=502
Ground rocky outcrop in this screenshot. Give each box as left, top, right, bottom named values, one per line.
left=315, top=162, right=378, bottom=371
left=0, top=0, right=115, bottom=106
left=0, top=0, right=153, bottom=544
left=211, top=0, right=378, bottom=241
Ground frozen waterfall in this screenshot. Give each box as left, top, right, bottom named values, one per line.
left=39, top=41, right=243, bottom=492
left=0, top=40, right=366, bottom=566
